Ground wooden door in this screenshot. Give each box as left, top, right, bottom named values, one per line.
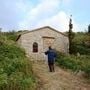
left=43, top=36, right=55, bottom=51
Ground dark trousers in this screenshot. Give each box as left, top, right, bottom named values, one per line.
left=48, top=63, right=55, bottom=72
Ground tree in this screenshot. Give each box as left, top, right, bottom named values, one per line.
left=68, top=15, right=75, bottom=54
left=0, top=28, right=2, bottom=31
left=84, top=24, right=90, bottom=47
left=88, top=24, right=90, bottom=33
left=0, top=28, right=2, bottom=33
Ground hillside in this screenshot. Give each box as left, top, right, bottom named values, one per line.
left=0, top=31, right=90, bottom=90
left=0, top=32, right=36, bottom=90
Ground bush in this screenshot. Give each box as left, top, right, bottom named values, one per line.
left=83, top=65, right=90, bottom=77
left=56, top=52, right=90, bottom=78
left=71, top=44, right=90, bottom=55
left=0, top=38, right=36, bottom=89
left=71, top=32, right=90, bottom=55
left=0, top=31, right=18, bottom=41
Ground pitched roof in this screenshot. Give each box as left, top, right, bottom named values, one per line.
left=16, top=26, right=68, bottom=41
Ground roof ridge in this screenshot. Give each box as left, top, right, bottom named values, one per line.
left=16, top=26, right=68, bottom=41
left=21, top=26, right=67, bottom=36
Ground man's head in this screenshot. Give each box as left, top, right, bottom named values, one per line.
left=49, top=46, right=52, bottom=50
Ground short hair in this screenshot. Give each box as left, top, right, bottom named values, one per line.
left=49, top=46, right=52, bottom=50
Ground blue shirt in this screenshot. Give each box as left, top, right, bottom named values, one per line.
left=45, top=49, right=56, bottom=63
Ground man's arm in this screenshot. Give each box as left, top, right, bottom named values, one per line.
left=45, top=51, right=48, bottom=55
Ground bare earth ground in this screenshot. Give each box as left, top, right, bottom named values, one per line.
left=32, top=61, right=90, bottom=90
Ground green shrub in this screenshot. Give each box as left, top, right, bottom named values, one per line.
left=0, top=37, right=36, bottom=89
left=0, top=31, right=18, bottom=42
left=71, top=32, right=90, bottom=55
left=56, top=52, right=90, bottom=78
left=4, top=31, right=18, bottom=41
left=82, top=65, right=90, bottom=78
left=76, top=45, right=89, bottom=54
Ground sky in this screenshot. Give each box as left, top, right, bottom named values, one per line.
left=0, top=0, right=90, bottom=32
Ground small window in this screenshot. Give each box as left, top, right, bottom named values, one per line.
left=33, top=42, right=38, bottom=53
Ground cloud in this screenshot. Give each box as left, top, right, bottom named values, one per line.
left=18, top=0, right=79, bottom=32
left=18, top=0, right=61, bottom=29
left=0, top=0, right=83, bottom=32
left=62, top=0, right=72, bottom=5
left=35, top=11, right=79, bottom=32
left=0, top=0, right=32, bottom=31
left=35, top=11, right=69, bottom=31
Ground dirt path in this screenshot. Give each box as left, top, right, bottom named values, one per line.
left=32, top=61, right=90, bottom=90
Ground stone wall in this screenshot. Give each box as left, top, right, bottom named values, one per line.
left=17, top=27, right=69, bottom=60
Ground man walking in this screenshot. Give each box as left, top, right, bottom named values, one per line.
left=45, top=46, right=56, bottom=72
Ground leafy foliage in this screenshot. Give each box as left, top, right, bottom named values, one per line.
left=56, top=52, right=90, bottom=78
left=70, top=32, right=90, bottom=55
left=3, top=31, right=18, bottom=41
left=0, top=35, right=36, bottom=89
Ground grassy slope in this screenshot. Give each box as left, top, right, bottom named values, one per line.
left=56, top=53, right=90, bottom=77
left=0, top=33, right=36, bottom=89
